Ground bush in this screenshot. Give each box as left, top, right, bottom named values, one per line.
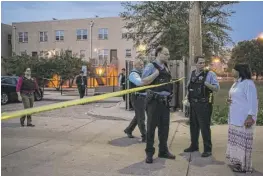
left=212, top=99, right=263, bottom=126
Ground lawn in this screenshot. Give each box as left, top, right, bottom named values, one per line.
left=212, top=81, right=263, bottom=125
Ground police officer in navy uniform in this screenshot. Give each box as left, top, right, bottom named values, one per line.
left=142, top=46, right=176, bottom=164
left=184, top=56, right=220, bottom=157
left=124, top=59, right=159, bottom=142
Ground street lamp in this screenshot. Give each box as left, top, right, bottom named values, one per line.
left=257, top=32, right=263, bottom=40
left=90, top=20, right=94, bottom=60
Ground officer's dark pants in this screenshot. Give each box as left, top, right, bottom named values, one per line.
left=145, top=98, right=170, bottom=156
left=125, top=94, right=146, bottom=138
left=78, top=86, right=85, bottom=98
left=189, top=101, right=213, bottom=152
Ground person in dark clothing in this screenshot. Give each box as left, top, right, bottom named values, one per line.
left=76, top=71, right=87, bottom=98
left=124, top=59, right=159, bottom=142
left=16, top=68, right=40, bottom=127
left=142, top=46, right=176, bottom=164
left=119, top=68, right=126, bottom=101
left=184, top=56, right=220, bottom=157
left=119, top=68, right=134, bottom=110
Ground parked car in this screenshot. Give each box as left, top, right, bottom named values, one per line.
left=1, top=76, right=43, bottom=105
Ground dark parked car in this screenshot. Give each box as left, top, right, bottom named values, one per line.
left=1, top=76, right=43, bottom=105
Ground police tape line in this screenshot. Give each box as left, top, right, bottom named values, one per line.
left=1, top=77, right=185, bottom=120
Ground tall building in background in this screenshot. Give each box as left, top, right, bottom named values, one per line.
left=12, top=17, right=139, bottom=72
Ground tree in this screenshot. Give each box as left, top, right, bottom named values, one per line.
left=120, top=1, right=237, bottom=61
left=230, top=39, right=263, bottom=79
left=2, top=50, right=90, bottom=88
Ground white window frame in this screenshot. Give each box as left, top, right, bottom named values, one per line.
left=40, top=31, right=48, bottom=42
left=98, top=28, right=108, bottom=40
left=18, top=32, right=28, bottom=43
left=76, top=29, right=88, bottom=40
left=55, top=30, right=64, bottom=41
left=98, top=49, right=109, bottom=65
left=125, top=49, right=132, bottom=58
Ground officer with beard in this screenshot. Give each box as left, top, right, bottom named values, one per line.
left=184, top=56, right=219, bottom=157
left=142, top=46, right=175, bottom=164
left=124, top=59, right=159, bottom=142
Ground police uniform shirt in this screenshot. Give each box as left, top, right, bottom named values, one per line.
left=142, top=60, right=170, bottom=96
left=187, top=70, right=220, bottom=91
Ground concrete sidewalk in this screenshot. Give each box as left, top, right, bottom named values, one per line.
left=2, top=107, right=263, bottom=176
left=43, top=90, right=122, bottom=103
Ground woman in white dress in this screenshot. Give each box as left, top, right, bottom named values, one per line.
left=226, top=63, right=258, bottom=173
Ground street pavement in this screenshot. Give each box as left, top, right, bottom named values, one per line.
left=1, top=91, right=263, bottom=176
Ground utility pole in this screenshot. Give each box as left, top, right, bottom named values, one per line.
left=188, top=1, right=202, bottom=77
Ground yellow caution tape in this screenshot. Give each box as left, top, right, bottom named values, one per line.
left=1, top=77, right=185, bottom=120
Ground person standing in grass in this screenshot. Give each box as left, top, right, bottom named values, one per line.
left=226, top=63, right=258, bottom=173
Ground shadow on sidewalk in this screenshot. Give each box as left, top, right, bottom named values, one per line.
left=108, top=137, right=141, bottom=147
left=118, top=158, right=166, bottom=175
left=179, top=152, right=225, bottom=167
left=234, top=170, right=263, bottom=176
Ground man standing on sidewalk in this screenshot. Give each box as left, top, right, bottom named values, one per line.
left=184, top=56, right=219, bottom=157
left=76, top=71, right=87, bottom=99
left=124, top=59, right=159, bottom=142
left=142, top=46, right=175, bottom=164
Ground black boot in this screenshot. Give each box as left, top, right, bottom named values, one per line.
left=124, top=129, right=134, bottom=138
left=184, top=146, right=199, bottom=152
left=158, top=151, right=176, bottom=160
left=145, top=155, right=153, bottom=164
left=201, top=152, right=212, bottom=157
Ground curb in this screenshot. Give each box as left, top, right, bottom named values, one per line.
left=42, top=98, right=121, bottom=104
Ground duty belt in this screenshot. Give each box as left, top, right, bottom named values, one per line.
left=145, top=90, right=172, bottom=106
left=190, top=98, right=209, bottom=103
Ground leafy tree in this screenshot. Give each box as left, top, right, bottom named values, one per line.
left=230, top=39, right=263, bottom=79
left=120, top=1, right=237, bottom=61
left=2, top=50, right=90, bottom=88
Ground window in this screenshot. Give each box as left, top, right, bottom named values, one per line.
left=40, top=32, right=48, bottom=42
left=2, top=78, right=16, bottom=85
left=122, top=32, right=134, bottom=39
left=125, top=49, right=132, bottom=57
left=8, top=35, right=12, bottom=45
left=55, top=30, right=64, bottom=41
left=80, top=50, right=86, bottom=59
left=18, top=32, right=28, bottom=43
left=32, top=52, right=38, bottom=57
left=98, top=49, right=109, bottom=65
left=98, top=28, right=108, bottom=40
left=76, top=29, right=88, bottom=40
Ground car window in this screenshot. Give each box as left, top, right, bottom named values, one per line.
left=12, top=78, right=17, bottom=85
left=2, top=78, right=14, bottom=85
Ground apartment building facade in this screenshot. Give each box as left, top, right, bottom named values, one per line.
left=1, top=23, right=12, bottom=75
left=12, top=17, right=139, bottom=72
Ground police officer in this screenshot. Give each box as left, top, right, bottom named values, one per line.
left=184, top=56, right=219, bottom=157
left=124, top=59, right=159, bottom=142
left=142, top=46, right=175, bottom=164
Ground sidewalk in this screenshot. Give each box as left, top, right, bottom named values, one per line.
left=43, top=90, right=122, bottom=103
left=2, top=99, right=263, bottom=176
